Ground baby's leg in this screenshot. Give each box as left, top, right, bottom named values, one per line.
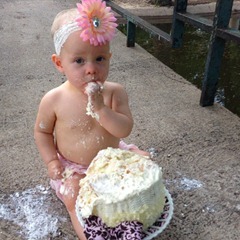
left=130, top=148, right=150, bottom=157
left=61, top=173, right=87, bottom=240
left=119, top=140, right=150, bottom=157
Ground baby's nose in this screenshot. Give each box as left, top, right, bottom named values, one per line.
left=86, top=62, right=97, bottom=75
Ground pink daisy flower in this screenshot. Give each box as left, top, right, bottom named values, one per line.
left=76, top=0, right=118, bottom=46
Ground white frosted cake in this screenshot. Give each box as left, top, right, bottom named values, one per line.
left=76, top=147, right=166, bottom=230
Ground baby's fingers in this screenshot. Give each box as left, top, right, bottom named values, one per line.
left=48, top=160, right=63, bottom=180
left=85, top=82, right=103, bottom=95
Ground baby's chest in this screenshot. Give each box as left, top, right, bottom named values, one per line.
left=57, top=104, right=95, bottom=131
left=67, top=116, right=94, bottom=131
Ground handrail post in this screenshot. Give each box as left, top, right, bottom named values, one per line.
left=127, top=21, right=136, bottom=47
left=200, top=0, right=234, bottom=106
left=171, top=0, right=188, bottom=48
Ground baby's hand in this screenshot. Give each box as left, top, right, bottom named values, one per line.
left=85, top=81, right=103, bottom=95
left=47, top=159, right=64, bottom=180
left=85, top=82, right=105, bottom=118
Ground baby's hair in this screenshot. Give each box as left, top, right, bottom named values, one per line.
left=51, top=8, right=79, bottom=38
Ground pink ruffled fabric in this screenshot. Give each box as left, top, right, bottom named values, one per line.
left=50, top=153, right=88, bottom=201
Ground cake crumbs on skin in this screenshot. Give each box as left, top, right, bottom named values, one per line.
left=39, top=121, right=46, bottom=129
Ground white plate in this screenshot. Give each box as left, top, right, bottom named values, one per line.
left=142, top=188, right=174, bottom=240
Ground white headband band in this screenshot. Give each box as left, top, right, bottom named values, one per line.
left=53, top=22, right=80, bottom=55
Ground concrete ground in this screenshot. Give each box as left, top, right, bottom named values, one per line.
left=0, top=0, right=240, bottom=239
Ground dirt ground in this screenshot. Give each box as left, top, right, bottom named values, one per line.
left=1, top=0, right=240, bottom=240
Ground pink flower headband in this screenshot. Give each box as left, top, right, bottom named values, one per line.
left=54, top=0, right=117, bottom=55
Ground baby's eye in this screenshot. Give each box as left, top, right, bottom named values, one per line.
left=96, top=56, right=105, bottom=62
left=75, top=58, right=85, bottom=64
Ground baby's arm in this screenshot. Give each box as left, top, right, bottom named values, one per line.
left=34, top=91, right=63, bottom=180
left=93, top=82, right=133, bottom=138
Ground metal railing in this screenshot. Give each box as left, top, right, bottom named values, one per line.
left=106, top=0, right=240, bottom=107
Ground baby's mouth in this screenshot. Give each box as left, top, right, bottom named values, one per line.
left=84, top=75, right=98, bottom=83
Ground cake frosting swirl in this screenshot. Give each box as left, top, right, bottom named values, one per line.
left=76, top=147, right=166, bottom=229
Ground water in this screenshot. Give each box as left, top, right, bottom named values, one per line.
left=118, top=24, right=240, bottom=117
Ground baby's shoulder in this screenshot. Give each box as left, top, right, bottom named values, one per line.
left=105, top=81, right=125, bottom=93
left=40, top=85, right=65, bottom=104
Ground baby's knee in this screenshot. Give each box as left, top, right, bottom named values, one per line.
left=62, top=194, right=77, bottom=212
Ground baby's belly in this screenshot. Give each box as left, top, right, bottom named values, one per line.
left=56, top=132, right=119, bottom=166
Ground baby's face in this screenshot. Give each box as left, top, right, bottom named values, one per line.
left=59, top=30, right=111, bottom=91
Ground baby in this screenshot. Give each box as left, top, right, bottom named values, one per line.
left=34, top=0, right=149, bottom=239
